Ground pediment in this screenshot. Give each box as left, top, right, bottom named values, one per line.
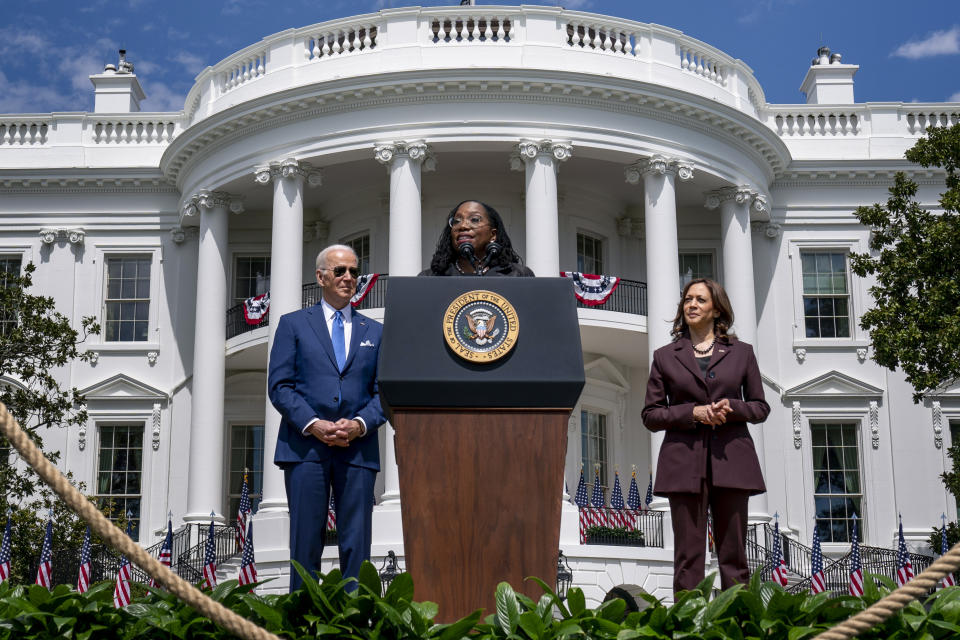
left=584, top=356, right=630, bottom=392
left=784, top=370, right=883, bottom=400
left=79, top=374, right=167, bottom=401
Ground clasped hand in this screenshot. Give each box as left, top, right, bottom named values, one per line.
left=306, top=418, right=361, bottom=447
left=693, top=399, right=732, bottom=427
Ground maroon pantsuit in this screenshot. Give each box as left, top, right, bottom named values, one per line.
left=642, top=336, right=769, bottom=594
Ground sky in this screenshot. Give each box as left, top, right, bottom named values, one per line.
left=0, top=0, right=957, bottom=114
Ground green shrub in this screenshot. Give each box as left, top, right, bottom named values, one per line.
left=3, top=565, right=960, bottom=639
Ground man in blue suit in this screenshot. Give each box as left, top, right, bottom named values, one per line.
left=268, top=244, right=385, bottom=591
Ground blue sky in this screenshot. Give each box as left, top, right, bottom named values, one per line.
left=0, top=0, right=957, bottom=113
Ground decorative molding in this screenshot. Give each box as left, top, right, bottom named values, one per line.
left=146, top=351, right=159, bottom=366
left=78, top=423, right=87, bottom=451
left=252, top=158, right=323, bottom=186
left=373, top=141, right=436, bottom=171
left=792, top=401, right=802, bottom=449
left=624, top=155, right=694, bottom=184
left=794, top=347, right=806, bottom=363
left=869, top=400, right=879, bottom=449
left=181, top=189, right=245, bottom=217
left=751, top=221, right=782, bottom=238
left=783, top=369, right=885, bottom=400
left=514, top=139, right=574, bottom=167
left=39, top=228, right=85, bottom=246
left=152, top=402, right=161, bottom=451
left=304, top=219, right=330, bottom=243
left=88, top=351, right=99, bottom=366
left=856, top=347, right=867, bottom=363
left=169, top=227, right=197, bottom=244
left=704, top=186, right=754, bottom=210
left=752, top=194, right=769, bottom=216
left=933, top=400, right=943, bottom=449
left=1, top=175, right=177, bottom=195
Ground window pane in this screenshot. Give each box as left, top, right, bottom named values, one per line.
left=811, top=422, right=862, bottom=544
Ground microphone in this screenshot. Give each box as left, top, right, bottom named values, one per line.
left=458, top=242, right=479, bottom=273
left=478, top=241, right=503, bottom=276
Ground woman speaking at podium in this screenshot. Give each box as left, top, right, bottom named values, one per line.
left=420, top=200, right=534, bottom=277
left=642, top=279, right=769, bottom=594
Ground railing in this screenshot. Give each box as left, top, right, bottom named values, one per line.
left=27, top=524, right=192, bottom=586
left=564, top=19, right=635, bottom=56
left=574, top=278, right=647, bottom=316
left=226, top=275, right=648, bottom=342
left=175, top=523, right=242, bottom=584
left=428, top=16, right=513, bottom=44
left=769, top=111, right=861, bottom=137
left=579, top=507, right=664, bottom=548
left=90, top=118, right=179, bottom=144
left=0, top=120, right=49, bottom=145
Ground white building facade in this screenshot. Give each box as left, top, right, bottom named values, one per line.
left=1, top=5, right=958, bottom=604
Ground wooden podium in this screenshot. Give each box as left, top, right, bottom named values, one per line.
left=379, top=278, right=584, bottom=621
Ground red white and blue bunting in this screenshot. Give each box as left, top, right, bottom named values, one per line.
left=560, top=271, right=620, bottom=306
left=350, top=273, right=379, bottom=307
left=243, top=292, right=270, bottom=325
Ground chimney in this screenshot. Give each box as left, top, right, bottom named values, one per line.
left=799, top=46, right=858, bottom=104
left=89, top=49, right=146, bottom=113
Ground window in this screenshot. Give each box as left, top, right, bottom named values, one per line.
left=581, top=410, right=608, bottom=498
left=97, top=424, right=143, bottom=539
left=0, top=256, right=22, bottom=336
left=104, top=256, right=151, bottom=342
left=234, top=256, right=270, bottom=305
left=679, top=252, right=714, bottom=286
left=812, top=422, right=862, bottom=543
left=228, top=425, right=264, bottom=518
left=343, top=234, right=371, bottom=275
left=801, top=251, right=851, bottom=338
left=576, top=233, right=604, bottom=275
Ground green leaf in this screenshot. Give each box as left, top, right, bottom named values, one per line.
left=566, top=587, right=586, bottom=616
left=384, top=572, right=414, bottom=605
left=358, top=560, right=382, bottom=597
left=787, top=627, right=820, bottom=640
left=239, top=593, right=283, bottom=628
left=436, top=609, right=483, bottom=640
left=517, top=611, right=544, bottom=639
left=495, top=582, right=521, bottom=634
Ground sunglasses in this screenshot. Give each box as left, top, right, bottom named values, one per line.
left=321, top=265, right=360, bottom=278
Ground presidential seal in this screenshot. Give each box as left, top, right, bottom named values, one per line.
left=443, top=290, right=519, bottom=363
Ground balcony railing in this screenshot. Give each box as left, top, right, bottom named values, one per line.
left=175, top=523, right=243, bottom=584
left=226, top=275, right=648, bottom=341
left=579, top=507, right=664, bottom=548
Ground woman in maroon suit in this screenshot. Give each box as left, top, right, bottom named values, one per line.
left=642, top=278, right=769, bottom=594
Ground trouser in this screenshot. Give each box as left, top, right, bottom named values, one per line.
left=284, top=459, right=377, bottom=592
left=667, top=481, right=751, bottom=594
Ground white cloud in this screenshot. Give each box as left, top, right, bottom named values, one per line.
left=892, top=26, right=960, bottom=59
left=949, top=91, right=960, bottom=102
left=559, top=0, right=593, bottom=8
left=167, top=26, right=190, bottom=40
left=139, top=79, right=186, bottom=112
left=172, top=52, right=206, bottom=75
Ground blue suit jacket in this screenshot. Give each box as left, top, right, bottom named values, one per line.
left=268, top=304, right=385, bottom=471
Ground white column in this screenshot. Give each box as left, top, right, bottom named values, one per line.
left=183, top=190, right=243, bottom=524
left=254, top=158, right=321, bottom=563
left=375, top=141, right=434, bottom=277
left=625, top=155, right=693, bottom=515
left=706, top=186, right=770, bottom=523
left=514, top=139, right=572, bottom=277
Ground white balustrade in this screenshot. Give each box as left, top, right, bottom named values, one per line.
left=305, top=23, right=378, bottom=60
left=91, top=120, right=178, bottom=144
left=565, top=21, right=636, bottom=56
left=771, top=112, right=860, bottom=137
left=0, top=121, right=48, bottom=145
left=906, top=110, right=960, bottom=134
left=220, top=50, right=267, bottom=93
left=679, top=46, right=726, bottom=85
left=427, top=15, right=513, bottom=43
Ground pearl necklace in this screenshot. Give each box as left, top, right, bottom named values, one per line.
left=455, top=258, right=488, bottom=275
left=692, top=338, right=715, bottom=355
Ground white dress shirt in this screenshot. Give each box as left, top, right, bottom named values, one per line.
left=302, top=298, right=366, bottom=436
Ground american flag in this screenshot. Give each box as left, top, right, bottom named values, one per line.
left=609, top=472, right=632, bottom=530
left=590, top=467, right=608, bottom=527
left=940, top=520, right=956, bottom=588
left=35, top=517, right=53, bottom=589
left=326, top=493, right=336, bottom=532
left=627, top=468, right=641, bottom=511
left=849, top=515, right=864, bottom=596
left=645, top=472, right=653, bottom=511
left=0, top=514, right=11, bottom=584
left=896, top=516, right=914, bottom=587
left=76, top=526, right=92, bottom=594
left=574, top=467, right=591, bottom=543
left=113, top=522, right=133, bottom=608
left=810, top=524, right=826, bottom=594
left=150, top=516, right=173, bottom=588
left=238, top=519, right=257, bottom=586
left=707, top=509, right=715, bottom=553
left=201, top=518, right=218, bottom=590
left=236, top=472, right=251, bottom=551
left=770, top=519, right=788, bottom=586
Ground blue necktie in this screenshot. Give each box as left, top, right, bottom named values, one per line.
left=332, top=310, right=346, bottom=372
